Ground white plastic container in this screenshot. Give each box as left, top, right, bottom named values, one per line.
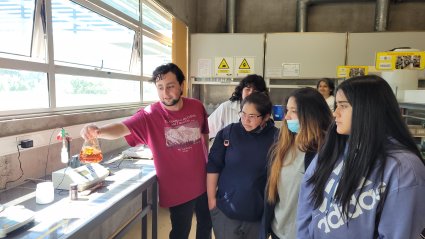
left=35, top=182, right=54, bottom=204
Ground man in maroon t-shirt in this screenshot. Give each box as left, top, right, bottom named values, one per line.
left=81, top=63, right=212, bottom=239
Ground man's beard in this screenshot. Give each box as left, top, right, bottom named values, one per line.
left=161, top=97, right=181, bottom=106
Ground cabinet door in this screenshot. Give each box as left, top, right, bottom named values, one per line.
left=347, top=32, right=425, bottom=66
left=190, top=33, right=265, bottom=78
left=265, top=32, right=347, bottom=79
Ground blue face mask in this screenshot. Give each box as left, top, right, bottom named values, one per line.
left=286, top=119, right=300, bottom=133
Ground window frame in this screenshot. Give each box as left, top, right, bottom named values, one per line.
left=0, top=0, right=173, bottom=120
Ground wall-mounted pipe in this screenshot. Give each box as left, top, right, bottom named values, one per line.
left=375, top=0, right=390, bottom=31
left=296, top=0, right=389, bottom=32
left=296, top=0, right=309, bottom=32
left=226, top=0, right=236, bottom=33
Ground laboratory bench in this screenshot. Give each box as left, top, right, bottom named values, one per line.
left=0, top=157, right=158, bottom=239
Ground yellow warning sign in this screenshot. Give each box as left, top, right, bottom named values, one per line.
left=218, top=58, right=229, bottom=69
left=239, top=58, right=250, bottom=69
left=337, top=65, right=368, bottom=78
left=235, top=57, right=254, bottom=76
left=215, top=57, right=233, bottom=77
left=375, top=51, right=425, bottom=70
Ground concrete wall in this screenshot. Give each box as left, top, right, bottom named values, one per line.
left=196, top=1, right=425, bottom=33
left=156, top=0, right=199, bottom=32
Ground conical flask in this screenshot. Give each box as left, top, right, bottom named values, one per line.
left=79, top=138, right=103, bottom=164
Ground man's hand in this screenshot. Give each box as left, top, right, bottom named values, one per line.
left=80, top=124, right=100, bottom=140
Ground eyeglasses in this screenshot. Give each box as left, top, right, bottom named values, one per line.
left=238, top=111, right=263, bottom=121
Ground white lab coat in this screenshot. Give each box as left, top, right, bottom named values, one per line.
left=326, top=95, right=335, bottom=112
left=208, top=100, right=240, bottom=138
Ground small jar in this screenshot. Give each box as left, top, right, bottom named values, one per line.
left=70, top=183, right=78, bottom=200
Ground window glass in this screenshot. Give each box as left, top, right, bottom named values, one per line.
left=142, top=81, right=159, bottom=102
left=0, top=69, right=48, bottom=111
left=100, top=0, right=139, bottom=20
left=143, top=36, right=171, bottom=76
left=51, top=0, right=135, bottom=72
left=55, top=74, right=140, bottom=107
left=142, top=3, right=171, bottom=38
left=0, top=0, right=34, bottom=56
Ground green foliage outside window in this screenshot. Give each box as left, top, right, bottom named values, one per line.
left=70, top=79, right=107, bottom=94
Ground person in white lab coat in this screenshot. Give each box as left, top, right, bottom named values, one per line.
left=208, top=74, right=267, bottom=139
left=316, top=78, right=335, bottom=111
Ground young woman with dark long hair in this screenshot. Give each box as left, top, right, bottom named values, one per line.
left=207, top=92, right=278, bottom=239
left=297, top=75, right=425, bottom=238
left=260, top=87, right=332, bottom=239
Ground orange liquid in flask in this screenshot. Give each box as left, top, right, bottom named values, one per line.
left=79, top=146, right=103, bottom=163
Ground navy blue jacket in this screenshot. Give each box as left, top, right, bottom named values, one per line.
left=207, top=120, right=278, bottom=222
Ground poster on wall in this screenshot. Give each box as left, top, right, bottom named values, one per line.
left=337, top=66, right=369, bottom=78
left=197, top=59, right=212, bottom=77
left=282, top=63, right=300, bottom=77
left=235, top=57, right=255, bottom=77
left=215, top=57, right=233, bottom=77
left=375, top=51, right=425, bottom=70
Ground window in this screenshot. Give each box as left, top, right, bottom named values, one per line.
left=141, top=2, right=172, bottom=101
left=142, top=3, right=171, bottom=38
left=143, top=81, right=159, bottom=102
left=142, top=35, right=171, bottom=76
left=55, top=74, right=140, bottom=107
left=101, top=0, right=139, bottom=21
left=0, top=68, right=48, bottom=111
left=52, top=0, right=135, bottom=72
left=0, top=0, right=175, bottom=116
left=0, top=0, right=35, bottom=57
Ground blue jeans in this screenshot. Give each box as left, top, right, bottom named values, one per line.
left=169, top=192, right=212, bottom=239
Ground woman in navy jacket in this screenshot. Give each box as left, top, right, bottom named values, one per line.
left=207, top=92, right=278, bottom=239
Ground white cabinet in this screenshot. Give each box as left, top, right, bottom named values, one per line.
left=265, top=33, right=347, bottom=79
left=189, top=33, right=265, bottom=106
left=347, top=32, right=425, bottom=66
left=190, top=33, right=265, bottom=78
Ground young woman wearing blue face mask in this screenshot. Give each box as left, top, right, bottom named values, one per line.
left=260, top=87, right=332, bottom=239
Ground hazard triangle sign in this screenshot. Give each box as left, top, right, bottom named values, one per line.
left=239, top=58, right=250, bottom=69
left=215, top=57, right=233, bottom=76
left=235, top=57, right=254, bottom=76
left=218, top=58, right=230, bottom=69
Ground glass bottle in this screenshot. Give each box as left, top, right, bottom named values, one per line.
left=79, top=138, right=103, bottom=164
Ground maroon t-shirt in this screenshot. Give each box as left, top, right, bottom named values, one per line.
left=123, top=97, right=209, bottom=207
